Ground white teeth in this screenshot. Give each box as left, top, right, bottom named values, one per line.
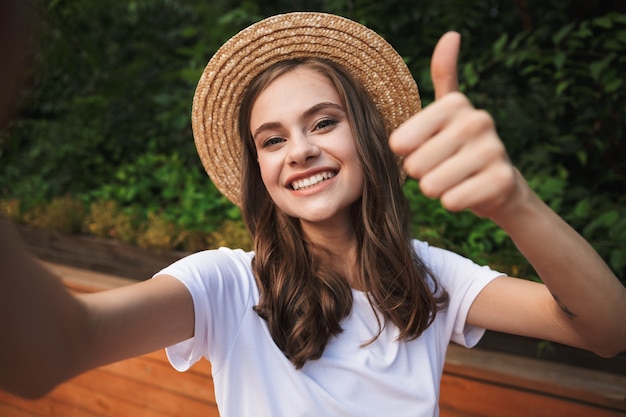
left=291, top=171, right=336, bottom=190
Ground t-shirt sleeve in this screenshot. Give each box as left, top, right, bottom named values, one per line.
left=413, top=240, right=505, bottom=348
left=153, top=248, right=256, bottom=372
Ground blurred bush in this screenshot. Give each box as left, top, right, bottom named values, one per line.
left=0, top=0, right=623, bottom=283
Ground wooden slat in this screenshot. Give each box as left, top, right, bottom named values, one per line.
left=440, top=372, right=626, bottom=417
left=83, top=356, right=217, bottom=413
left=0, top=354, right=219, bottom=417
left=0, top=389, right=103, bottom=417
left=18, top=226, right=185, bottom=280
left=102, top=352, right=215, bottom=403
left=63, top=367, right=216, bottom=417
left=444, top=343, right=626, bottom=413
left=0, top=403, right=46, bottom=417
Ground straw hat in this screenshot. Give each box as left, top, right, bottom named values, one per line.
left=192, top=12, right=421, bottom=207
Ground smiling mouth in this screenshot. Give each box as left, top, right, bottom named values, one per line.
left=290, top=171, right=337, bottom=190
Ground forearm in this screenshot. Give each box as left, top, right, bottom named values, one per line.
left=0, top=218, right=88, bottom=397
left=491, top=172, right=626, bottom=356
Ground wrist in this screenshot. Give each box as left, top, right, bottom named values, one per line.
left=488, top=168, right=546, bottom=232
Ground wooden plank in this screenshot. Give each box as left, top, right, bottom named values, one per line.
left=478, top=330, right=626, bottom=376
left=44, top=378, right=183, bottom=417
left=65, top=366, right=218, bottom=417
left=0, top=390, right=104, bottom=417
left=19, top=226, right=186, bottom=280
left=0, top=403, right=46, bottom=417
left=122, top=349, right=212, bottom=378
left=440, top=372, right=626, bottom=417
left=98, top=353, right=217, bottom=405
left=0, top=354, right=219, bottom=417
left=445, top=343, right=626, bottom=412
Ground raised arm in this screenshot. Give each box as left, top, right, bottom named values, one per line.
left=389, top=32, right=626, bottom=357
left=0, top=217, right=194, bottom=398
left=472, top=172, right=626, bottom=357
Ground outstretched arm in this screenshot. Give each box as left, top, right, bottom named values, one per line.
left=1, top=217, right=86, bottom=397
left=389, top=32, right=626, bottom=357
left=0, top=217, right=194, bottom=397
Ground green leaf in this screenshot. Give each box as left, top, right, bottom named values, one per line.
left=553, top=52, right=566, bottom=70
left=552, top=22, right=575, bottom=45
left=492, top=33, right=508, bottom=56
left=574, top=199, right=590, bottom=218
left=575, top=27, right=593, bottom=39
left=462, top=62, right=479, bottom=88
left=520, top=65, right=538, bottom=76
left=605, top=78, right=623, bottom=93
left=603, top=38, right=622, bottom=50
left=615, top=29, right=626, bottom=44
left=589, top=60, right=608, bottom=81
left=584, top=210, right=620, bottom=236
left=555, top=80, right=570, bottom=96
left=613, top=13, right=626, bottom=24
left=180, top=26, right=198, bottom=38
left=593, top=16, right=613, bottom=29
left=610, top=249, right=626, bottom=273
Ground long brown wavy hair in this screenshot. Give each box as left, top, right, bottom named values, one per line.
left=238, top=59, right=448, bottom=369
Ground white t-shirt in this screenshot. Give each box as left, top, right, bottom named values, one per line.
left=159, top=240, right=502, bottom=417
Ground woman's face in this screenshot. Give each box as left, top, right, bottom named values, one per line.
left=249, top=66, right=364, bottom=230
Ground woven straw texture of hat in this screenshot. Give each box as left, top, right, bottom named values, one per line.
left=192, top=12, right=421, bottom=207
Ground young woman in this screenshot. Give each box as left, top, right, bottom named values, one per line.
left=1, top=12, right=625, bottom=417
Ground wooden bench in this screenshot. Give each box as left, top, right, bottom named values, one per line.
left=1, top=262, right=624, bottom=417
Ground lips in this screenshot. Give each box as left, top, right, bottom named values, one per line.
left=290, top=171, right=336, bottom=190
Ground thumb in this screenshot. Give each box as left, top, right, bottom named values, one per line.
left=431, top=31, right=461, bottom=100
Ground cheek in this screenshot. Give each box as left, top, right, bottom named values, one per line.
left=257, top=156, right=279, bottom=188
left=348, top=147, right=366, bottom=190
left=342, top=141, right=363, bottom=172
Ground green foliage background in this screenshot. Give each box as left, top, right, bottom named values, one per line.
left=1, top=0, right=625, bottom=284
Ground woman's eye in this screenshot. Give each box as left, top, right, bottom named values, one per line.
left=314, top=118, right=337, bottom=131
left=262, top=136, right=284, bottom=148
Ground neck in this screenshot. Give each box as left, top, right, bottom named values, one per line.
left=300, top=218, right=362, bottom=289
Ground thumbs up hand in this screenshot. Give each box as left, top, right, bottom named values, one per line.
left=389, top=32, right=520, bottom=220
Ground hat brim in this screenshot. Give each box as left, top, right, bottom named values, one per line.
left=192, top=12, right=420, bottom=207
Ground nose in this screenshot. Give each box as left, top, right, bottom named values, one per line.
left=288, top=132, right=320, bottom=166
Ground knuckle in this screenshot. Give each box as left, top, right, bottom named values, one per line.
left=480, top=139, right=506, bottom=160
left=404, top=166, right=422, bottom=180
left=491, top=164, right=517, bottom=192
left=403, top=154, right=425, bottom=179
left=441, top=193, right=464, bottom=212
left=445, top=91, right=470, bottom=108
left=472, top=109, right=495, bottom=129
left=418, top=176, right=441, bottom=199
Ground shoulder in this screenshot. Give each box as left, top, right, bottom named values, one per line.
left=411, top=238, right=498, bottom=274
left=410, top=239, right=503, bottom=290
left=156, top=247, right=257, bottom=297
left=159, top=247, right=254, bottom=275
left=411, top=239, right=505, bottom=346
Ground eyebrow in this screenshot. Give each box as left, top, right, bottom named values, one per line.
left=252, top=102, right=345, bottom=141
